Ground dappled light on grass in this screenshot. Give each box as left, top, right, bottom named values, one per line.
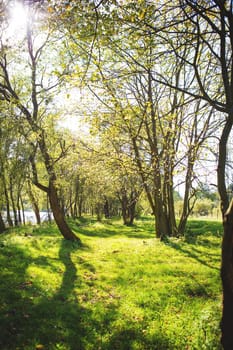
left=0, top=217, right=222, bottom=349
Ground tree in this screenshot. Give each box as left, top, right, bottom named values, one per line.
left=71, top=1, right=216, bottom=238
left=0, top=2, right=81, bottom=241
left=27, top=180, right=41, bottom=225
left=98, top=133, right=142, bottom=225
left=0, top=106, right=29, bottom=227
left=147, top=1, right=233, bottom=347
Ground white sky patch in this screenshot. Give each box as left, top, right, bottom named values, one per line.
left=54, top=87, right=92, bottom=136
left=58, top=115, right=89, bottom=136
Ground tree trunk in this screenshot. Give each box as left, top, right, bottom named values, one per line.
left=154, top=169, right=171, bottom=238
left=69, top=191, right=74, bottom=218
left=73, top=176, right=84, bottom=218
left=17, top=193, right=22, bottom=225
left=121, top=191, right=129, bottom=225
left=155, top=198, right=171, bottom=239
left=0, top=211, right=6, bottom=233
left=47, top=194, right=52, bottom=223
left=33, top=203, right=41, bottom=225
left=30, top=138, right=80, bottom=241
left=178, top=154, right=196, bottom=235
left=129, top=201, right=136, bottom=225
left=49, top=181, right=81, bottom=242
left=221, top=199, right=233, bottom=350
left=95, top=203, right=102, bottom=222
left=73, top=202, right=77, bottom=218
left=103, top=197, right=110, bottom=218
left=27, top=181, right=41, bottom=225
left=16, top=183, right=24, bottom=225
left=219, top=117, right=233, bottom=349
left=3, top=180, right=13, bottom=227
left=78, top=196, right=83, bottom=218
left=164, top=151, right=177, bottom=236
left=166, top=180, right=177, bottom=236
left=9, top=179, right=18, bottom=226
left=20, top=194, right=25, bottom=225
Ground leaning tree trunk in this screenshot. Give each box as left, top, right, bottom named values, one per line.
left=17, top=194, right=22, bottom=225
left=32, top=202, right=41, bottom=225
left=9, top=180, right=18, bottom=226
left=32, top=136, right=81, bottom=242
left=49, top=181, right=81, bottom=242
left=27, top=181, right=41, bottom=225
left=20, top=194, right=25, bottom=225
left=3, top=181, right=13, bottom=227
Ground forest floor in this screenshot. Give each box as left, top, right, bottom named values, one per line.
left=0, top=217, right=223, bottom=350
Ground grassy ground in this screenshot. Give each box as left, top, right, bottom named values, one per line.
left=0, top=217, right=223, bottom=350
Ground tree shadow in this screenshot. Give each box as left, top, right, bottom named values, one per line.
left=69, top=219, right=154, bottom=239
left=0, top=238, right=96, bottom=349
left=184, top=220, right=222, bottom=244
left=103, top=328, right=177, bottom=350
left=0, top=222, right=220, bottom=350
left=56, top=240, right=79, bottom=299
left=0, top=235, right=180, bottom=350
left=165, top=239, right=220, bottom=271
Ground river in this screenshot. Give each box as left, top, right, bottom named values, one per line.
left=2, top=210, right=53, bottom=225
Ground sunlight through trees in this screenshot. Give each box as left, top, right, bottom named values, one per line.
left=1, top=1, right=233, bottom=348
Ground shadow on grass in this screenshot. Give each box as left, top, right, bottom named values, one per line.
left=184, top=220, right=222, bottom=244
left=0, top=241, right=81, bottom=349
left=166, top=239, right=220, bottom=271
left=0, top=217, right=222, bottom=350
left=158, top=219, right=222, bottom=271
left=69, top=218, right=155, bottom=239
left=103, top=328, right=174, bottom=350
left=0, top=238, right=116, bottom=350
left=100, top=327, right=180, bottom=350
left=0, top=232, right=190, bottom=350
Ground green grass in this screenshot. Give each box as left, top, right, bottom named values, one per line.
left=0, top=217, right=223, bottom=350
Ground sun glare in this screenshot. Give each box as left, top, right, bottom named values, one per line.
left=7, top=1, right=29, bottom=39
